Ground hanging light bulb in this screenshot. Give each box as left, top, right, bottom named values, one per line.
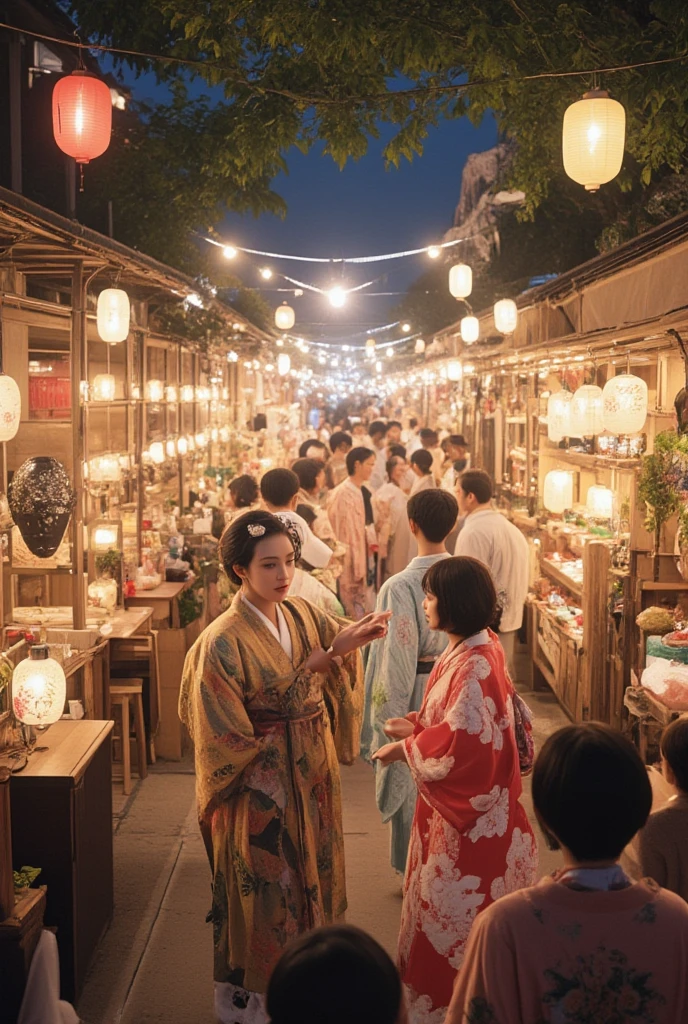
left=149, top=441, right=165, bottom=464
left=602, top=374, right=648, bottom=434
left=448, top=263, right=472, bottom=299
left=460, top=316, right=480, bottom=344
left=52, top=71, right=112, bottom=166
left=401, top=322, right=411, bottom=333
left=427, top=246, right=441, bottom=259
left=222, top=245, right=238, bottom=259
left=259, top=267, right=273, bottom=280
left=180, top=384, right=195, bottom=403
left=145, top=379, right=164, bottom=403
left=563, top=90, right=626, bottom=192
left=12, top=645, right=67, bottom=728
left=92, top=373, right=116, bottom=402
left=96, top=288, right=130, bottom=343
left=277, top=353, right=291, bottom=376
left=227, top=350, right=239, bottom=363
left=543, top=470, right=574, bottom=514
left=494, top=299, right=518, bottom=335
left=275, top=303, right=296, bottom=331
left=570, top=384, right=604, bottom=436
left=414, top=339, right=426, bottom=355
left=447, top=360, right=462, bottom=382
left=328, top=286, right=346, bottom=308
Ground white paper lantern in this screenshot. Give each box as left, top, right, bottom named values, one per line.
left=195, top=431, right=207, bottom=448
left=447, top=360, right=462, bottom=382
left=602, top=374, right=648, bottom=434
left=277, top=353, right=291, bottom=376
left=92, top=373, right=116, bottom=402
left=460, top=316, right=479, bottom=344
left=177, top=436, right=188, bottom=455
left=165, top=439, right=177, bottom=458
left=563, top=90, right=626, bottom=192
left=196, top=385, right=210, bottom=402
left=148, top=441, right=165, bottom=464
left=449, top=263, right=472, bottom=299
left=494, top=298, right=518, bottom=335
left=543, top=470, right=574, bottom=514
left=89, top=453, right=121, bottom=483
left=570, top=384, right=604, bottom=436
left=0, top=373, right=21, bottom=441
left=12, top=645, right=66, bottom=728
left=587, top=485, right=614, bottom=519
left=146, top=379, right=164, bottom=403
left=547, top=391, right=573, bottom=441
left=414, top=338, right=426, bottom=355
left=165, top=385, right=178, bottom=403
left=275, top=303, right=296, bottom=331
left=180, top=385, right=195, bottom=403
left=97, top=288, right=130, bottom=343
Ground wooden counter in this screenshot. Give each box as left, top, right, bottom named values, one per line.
left=9, top=720, right=114, bottom=1002
left=125, top=581, right=189, bottom=628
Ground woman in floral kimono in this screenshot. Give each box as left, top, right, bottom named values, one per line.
left=373, top=556, right=537, bottom=1024
left=180, top=509, right=390, bottom=1024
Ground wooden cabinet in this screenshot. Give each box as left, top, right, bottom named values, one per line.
left=9, top=720, right=114, bottom=1002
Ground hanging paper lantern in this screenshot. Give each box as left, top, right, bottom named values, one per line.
left=414, top=339, right=426, bottom=355
left=570, top=384, right=604, bottom=436
left=92, top=373, right=116, bottom=402
left=149, top=442, right=165, bottom=464
left=447, top=360, right=462, bottom=382
left=547, top=391, right=573, bottom=441
left=12, top=645, right=66, bottom=728
left=146, top=380, right=164, bottom=403
left=52, top=70, right=112, bottom=164
left=165, top=439, right=177, bottom=458
left=180, top=385, right=195, bottom=403
left=494, top=299, right=518, bottom=335
left=8, top=457, right=76, bottom=558
left=562, top=90, right=626, bottom=192
left=165, top=385, right=178, bottom=403
left=587, top=485, right=614, bottom=519
left=96, top=288, right=130, bottom=343
left=89, top=453, right=121, bottom=484
left=543, top=470, right=574, bottom=514
left=448, top=263, right=472, bottom=299
left=277, top=353, right=291, bottom=376
left=602, top=374, right=648, bottom=434
left=0, top=373, right=21, bottom=441
left=177, top=436, right=188, bottom=456
left=275, top=303, right=296, bottom=331
left=195, top=431, right=207, bottom=448
left=460, top=316, right=479, bottom=344
left=196, top=385, right=210, bottom=402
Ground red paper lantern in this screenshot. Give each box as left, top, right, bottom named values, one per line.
left=52, top=70, right=112, bottom=164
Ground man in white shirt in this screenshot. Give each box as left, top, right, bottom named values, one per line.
left=367, top=420, right=389, bottom=492
left=454, top=469, right=529, bottom=678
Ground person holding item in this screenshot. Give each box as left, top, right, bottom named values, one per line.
left=447, top=723, right=688, bottom=1024
left=373, top=557, right=536, bottom=1024
left=180, top=510, right=390, bottom=1024
left=361, top=489, right=458, bottom=874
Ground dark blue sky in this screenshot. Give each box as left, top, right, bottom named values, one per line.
left=111, top=64, right=497, bottom=333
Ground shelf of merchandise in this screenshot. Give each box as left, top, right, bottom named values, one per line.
left=541, top=558, right=583, bottom=600
left=539, top=449, right=641, bottom=471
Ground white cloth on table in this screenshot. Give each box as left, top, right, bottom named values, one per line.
left=455, top=506, right=529, bottom=633
left=17, top=930, right=79, bottom=1024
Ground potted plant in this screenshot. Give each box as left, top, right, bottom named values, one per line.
left=638, top=431, right=688, bottom=580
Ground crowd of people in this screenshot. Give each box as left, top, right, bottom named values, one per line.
left=180, top=413, right=688, bottom=1024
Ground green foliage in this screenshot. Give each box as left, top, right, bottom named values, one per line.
left=14, top=865, right=41, bottom=890
left=67, top=0, right=688, bottom=221
left=638, top=431, right=688, bottom=543
left=178, top=580, right=204, bottom=627
left=95, top=548, right=122, bottom=579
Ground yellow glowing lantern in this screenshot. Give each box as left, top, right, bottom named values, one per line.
left=448, top=263, right=472, bottom=299
left=494, top=299, right=518, bottom=335
left=89, top=453, right=121, bottom=483
left=146, top=379, right=164, bottom=403
left=177, top=436, right=188, bottom=455
left=89, top=519, right=121, bottom=551
left=165, top=439, right=177, bottom=458
left=570, top=384, right=604, bottom=436
left=277, top=353, right=291, bottom=376
left=149, top=441, right=165, bottom=464
left=92, top=373, right=116, bottom=402
left=447, top=360, right=462, bottom=382
left=12, top=645, right=66, bottom=728
left=563, top=90, right=626, bottom=192
left=96, top=288, right=130, bottom=343
left=543, top=470, right=574, bottom=514
left=165, top=385, right=178, bottom=403
left=460, top=316, right=479, bottom=344
left=180, top=385, right=195, bottom=403
left=547, top=391, right=573, bottom=442
left=602, top=374, right=648, bottom=434
left=275, top=303, right=296, bottom=331
left=414, top=339, right=426, bottom=355
left=586, top=485, right=614, bottom=519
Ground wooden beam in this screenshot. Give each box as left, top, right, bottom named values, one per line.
left=0, top=768, right=14, bottom=921
left=70, top=263, right=86, bottom=629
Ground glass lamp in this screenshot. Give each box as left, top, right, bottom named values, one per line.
left=89, top=518, right=122, bottom=552
left=12, top=645, right=66, bottom=729
left=543, top=470, right=574, bottom=514
left=89, top=453, right=121, bottom=484
left=602, top=374, right=648, bottom=434
left=570, top=384, right=604, bottom=436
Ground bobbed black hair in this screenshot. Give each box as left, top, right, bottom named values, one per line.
left=228, top=474, right=259, bottom=508
left=266, top=924, right=402, bottom=1024
left=661, top=714, right=688, bottom=792
left=368, top=420, right=387, bottom=440
left=408, top=489, right=458, bottom=543
left=410, top=449, right=433, bottom=474
left=532, top=723, right=652, bottom=861
left=291, top=457, right=326, bottom=493
left=260, top=468, right=300, bottom=508
left=298, top=438, right=328, bottom=459
left=220, top=509, right=295, bottom=585
left=329, top=431, right=353, bottom=454
left=388, top=444, right=407, bottom=460
left=346, top=446, right=375, bottom=476
left=422, top=556, right=497, bottom=637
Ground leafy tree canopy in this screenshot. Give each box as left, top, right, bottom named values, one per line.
left=67, top=0, right=688, bottom=220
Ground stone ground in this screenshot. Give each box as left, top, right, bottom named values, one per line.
left=76, top=647, right=569, bottom=1024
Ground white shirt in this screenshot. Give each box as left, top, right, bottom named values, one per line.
left=455, top=507, right=529, bottom=633
left=369, top=444, right=388, bottom=492
left=241, top=594, right=293, bottom=660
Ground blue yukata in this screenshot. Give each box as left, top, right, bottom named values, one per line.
left=361, top=552, right=449, bottom=873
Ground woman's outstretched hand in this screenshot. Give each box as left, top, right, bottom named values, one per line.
left=372, top=741, right=407, bottom=766
left=331, top=611, right=392, bottom=658
left=383, top=717, right=414, bottom=740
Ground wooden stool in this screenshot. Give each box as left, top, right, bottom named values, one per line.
left=110, top=681, right=148, bottom=795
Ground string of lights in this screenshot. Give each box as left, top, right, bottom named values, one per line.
left=202, top=234, right=462, bottom=265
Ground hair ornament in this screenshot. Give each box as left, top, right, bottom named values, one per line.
left=247, top=523, right=266, bottom=538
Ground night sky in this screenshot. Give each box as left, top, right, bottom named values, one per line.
left=110, top=63, right=497, bottom=335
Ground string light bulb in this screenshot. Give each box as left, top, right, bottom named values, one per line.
left=260, top=267, right=273, bottom=280
left=328, top=286, right=346, bottom=308
left=222, top=245, right=238, bottom=259
left=401, top=322, right=411, bottom=333
left=427, top=246, right=441, bottom=259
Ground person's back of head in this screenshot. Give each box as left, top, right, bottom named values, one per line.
left=299, top=438, right=328, bottom=459
left=261, top=468, right=300, bottom=510
left=419, top=428, right=438, bottom=448
left=266, top=925, right=404, bottom=1024
left=329, top=431, right=353, bottom=455
left=388, top=443, right=407, bottom=460
left=408, top=489, right=458, bottom=543
left=368, top=420, right=387, bottom=443
left=660, top=714, right=688, bottom=793
left=291, top=457, right=325, bottom=494
left=228, top=474, right=259, bottom=509
left=532, top=722, right=652, bottom=861
left=459, top=469, right=493, bottom=505
left=410, top=449, right=433, bottom=475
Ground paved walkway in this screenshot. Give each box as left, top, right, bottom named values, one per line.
left=77, top=663, right=568, bottom=1023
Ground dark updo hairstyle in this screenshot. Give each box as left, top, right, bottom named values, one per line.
left=411, top=449, right=433, bottom=474
left=228, top=473, right=259, bottom=509
left=422, top=556, right=497, bottom=637
left=532, top=723, right=652, bottom=860
left=266, top=924, right=402, bottom=1024
left=220, top=509, right=295, bottom=585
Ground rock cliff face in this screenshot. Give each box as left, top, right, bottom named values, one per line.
left=443, top=143, right=522, bottom=265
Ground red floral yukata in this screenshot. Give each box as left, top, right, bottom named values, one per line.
left=398, top=628, right=537, bottom=1024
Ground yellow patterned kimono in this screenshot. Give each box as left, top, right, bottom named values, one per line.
left=179, top=593, right=363, bottom=995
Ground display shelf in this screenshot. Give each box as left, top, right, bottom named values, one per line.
left=539, top=449, right=641, bottom=471
left=640, top=581, right=688, bottom=591
left=541, top=558, right=584, bottom=599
